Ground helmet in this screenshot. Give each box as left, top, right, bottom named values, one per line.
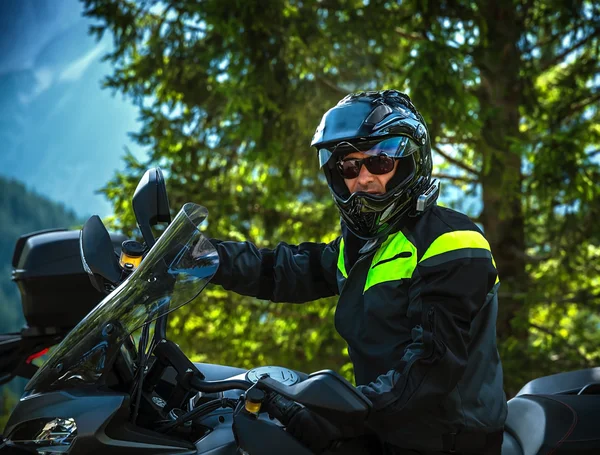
left=312, top=90, right=437, bottom=239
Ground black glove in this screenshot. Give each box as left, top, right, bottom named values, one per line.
left=286, top=407, right=344, bottom=453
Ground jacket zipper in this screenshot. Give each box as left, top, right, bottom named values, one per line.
left=427, top=306, right=435, bottom=335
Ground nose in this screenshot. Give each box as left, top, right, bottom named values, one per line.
left=356, top=161, right=375, bottom=185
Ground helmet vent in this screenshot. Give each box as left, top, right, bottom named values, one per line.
left=365, top=104, right=392, bottom=125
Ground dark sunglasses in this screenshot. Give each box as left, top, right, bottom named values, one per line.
left=337, top=154, right=396, bottom=179
left=319, top=136, right=419, bottom=173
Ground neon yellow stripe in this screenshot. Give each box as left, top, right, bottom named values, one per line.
left=337, top=239, right=348, bottom=278
left=364, top=231, right=417, bottom=293
left=340, top=230, right=499, bottom=290
left=420, top=230, right=499, bottom=284
left=420, top=230, right=491, bottom=263
left=491, top=255, right=500, bottom=284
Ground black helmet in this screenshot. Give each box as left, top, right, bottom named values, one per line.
left=312, top=90, right=438, bottom=239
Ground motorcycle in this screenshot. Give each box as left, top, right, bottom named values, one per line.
left=1, top=168, right=600, bottom=454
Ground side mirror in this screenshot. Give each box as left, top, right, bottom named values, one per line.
left=132, top=168, right=171, bottom=248
left=80, top=215, right=123, bottom=294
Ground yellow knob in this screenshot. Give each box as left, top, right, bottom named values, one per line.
left=119, top=253, right=142, bottom=269
left=245, top=400, right=262, bottom=414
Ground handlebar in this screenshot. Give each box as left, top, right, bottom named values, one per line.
left=183, top=374, right=345, bottom=452
left=190, top=376, right=254, bottom=393
left=160, top=376, right=301, bottom=433
left=189, top=375, right=302, bottom=423
left=188, top=376, right=302, bottom=425
left=263, top=393, right=302, bottom=425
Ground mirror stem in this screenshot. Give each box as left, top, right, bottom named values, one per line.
left=139, top=225, right=156, bottom=249
left=154, top=314, right=167, bottom=341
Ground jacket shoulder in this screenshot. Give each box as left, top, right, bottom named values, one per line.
left=407, top=205, right=486, bottom=260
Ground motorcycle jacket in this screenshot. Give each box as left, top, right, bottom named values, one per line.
left=209, top=204, right=507, bottom=451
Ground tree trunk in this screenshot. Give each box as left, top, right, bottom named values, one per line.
left=474, top=1, right=528, bottom=393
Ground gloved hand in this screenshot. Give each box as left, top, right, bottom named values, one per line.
left=286, top=407, right=344, bottom=453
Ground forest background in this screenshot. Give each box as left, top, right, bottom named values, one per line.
left=2, top=0, right=600, bottom=426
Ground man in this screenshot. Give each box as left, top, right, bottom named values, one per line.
left=210, top=90, right=507, bottom=454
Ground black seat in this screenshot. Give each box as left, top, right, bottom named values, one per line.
left=517, top=368, right=600, bottom=396
left=502, top=394, right=600, bottom=454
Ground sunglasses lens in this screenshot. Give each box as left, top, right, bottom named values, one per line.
left=339, top=160, right=361, bottom=179
left=366, top=155, right=395, bottom=175
left=338, top=155, right=396, bottom=179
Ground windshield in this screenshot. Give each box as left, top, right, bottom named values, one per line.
left=26, top=203, right=218, bottom=393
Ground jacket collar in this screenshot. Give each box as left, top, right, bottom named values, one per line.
left=340, top=222, right=384, bottom=257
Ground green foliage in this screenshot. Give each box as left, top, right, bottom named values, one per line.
left=170, top=290, right=348, bottom=377
left=1, top=388, right=18, bottom=432
left=83, top=0, right=600, bottom=395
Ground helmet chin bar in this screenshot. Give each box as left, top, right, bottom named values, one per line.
left=338, top=191, right=411, bottom=240
left=380, top=200, right=398, bottom=222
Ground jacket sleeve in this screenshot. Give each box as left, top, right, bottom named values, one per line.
left=356, top=246, right=498, bottom=424
left=209, top=238, right=341, bottom=303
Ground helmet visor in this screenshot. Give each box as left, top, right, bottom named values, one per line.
left=318, top=136, right=420, bottom=168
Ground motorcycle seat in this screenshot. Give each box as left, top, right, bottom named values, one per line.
left=503, top=393, right=600, bottom=454
left=517, top=367, right=600, bottom=396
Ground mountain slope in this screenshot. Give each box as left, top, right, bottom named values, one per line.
left=0, top=176, right=79, bottom=333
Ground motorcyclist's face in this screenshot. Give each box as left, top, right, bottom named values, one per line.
left=342, top=151, right=398, bottom=195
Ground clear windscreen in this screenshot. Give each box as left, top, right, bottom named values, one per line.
left=25, top=203, right=218, bottom=393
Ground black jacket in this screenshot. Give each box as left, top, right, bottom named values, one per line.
left=210, top=205, right=507, bottom=451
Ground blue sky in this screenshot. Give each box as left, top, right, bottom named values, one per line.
left=0, top=0, right=146, bottom=218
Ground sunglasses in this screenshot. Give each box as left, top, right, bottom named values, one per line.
left=319, top=135, right=420, bottom=173
left=337, top=154, right=396, bottom=179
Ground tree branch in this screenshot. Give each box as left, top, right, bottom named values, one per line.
left=521, top=19, right=592, bottom=56
left=529, top=321, right=596, bottom=365
left=587, top=148, right=600, bottom=159
left=395, top=26, right=472, bottom=53
left=432, top=146, right=480, bottom=176
left=394, top=27, right=426, bottom=42
left=432, top=173, right=478, bottom=184
left=554, top=290, right=600, bottom=306
left=508, top=245, right=553, bottom=264
left=497, top=291, right=528, bottom=301
left=567, top=92, right=600, bottom=117
left=437, top=136, right=478, bottom=146
left=529, top=323, right=556, bottom=337
left=315, top=76, right=347, bottom=95
left=538, top=29, right=600, bottom=73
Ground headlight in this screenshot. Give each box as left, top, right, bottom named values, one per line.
left=7, top=417, right=77, bottom=454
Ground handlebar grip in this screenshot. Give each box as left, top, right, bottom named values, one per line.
left=264, top=393, right=302, bottom=425
left=190, top=377, right=253, bottom=392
